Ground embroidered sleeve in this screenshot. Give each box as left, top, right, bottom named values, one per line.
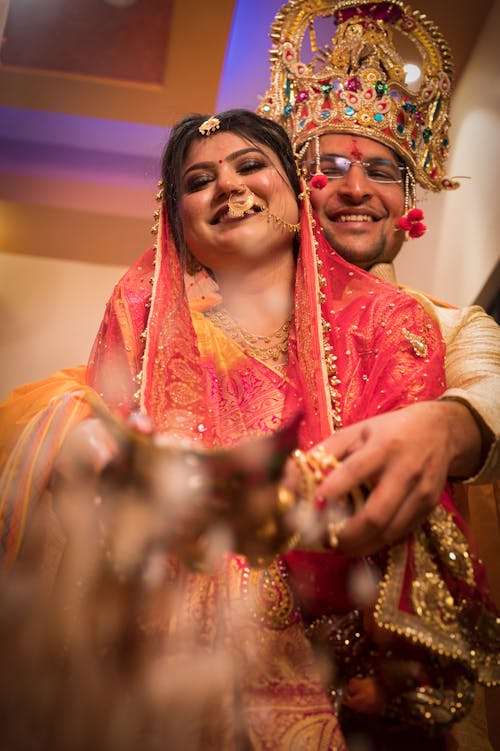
left=337, top=291, right=446, bottom=427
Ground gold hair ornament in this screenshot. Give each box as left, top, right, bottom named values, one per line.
left=198, top=116, right=221, bottom=136
left=257, top=0, right=456, bottom=191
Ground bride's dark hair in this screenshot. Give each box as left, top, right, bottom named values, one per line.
left=161, top=109, right=300, bottom=269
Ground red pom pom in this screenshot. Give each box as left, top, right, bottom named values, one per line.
left=407, top=208, right=424, bottom=222
left=408, top=222, right=427, bottom=238
left=399, top=209, right=426, bottom=238
left=311, top=173, right=328, bottom=189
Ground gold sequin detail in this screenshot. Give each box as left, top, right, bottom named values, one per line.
left=402, top=327, right=428, bottom=357
left=426, top=505, right=475, bottom=586
left=248, top=558, right=299, bottom=630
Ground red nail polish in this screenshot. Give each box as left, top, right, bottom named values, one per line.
left=314, top=495, right=327, bottom=511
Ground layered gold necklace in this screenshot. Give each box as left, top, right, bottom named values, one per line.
left=205, top=305, right=293, bottom=365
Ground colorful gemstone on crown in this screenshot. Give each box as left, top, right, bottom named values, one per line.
left=257, top=0, right=455, bottom=192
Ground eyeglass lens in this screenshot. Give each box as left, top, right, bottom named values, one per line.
left=313, top=155, right=404, bottom=183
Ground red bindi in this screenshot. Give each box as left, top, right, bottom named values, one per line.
left=350, top=139, right=363, bottom=160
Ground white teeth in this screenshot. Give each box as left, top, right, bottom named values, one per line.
left=217, top=207, right=260, bottom=223
left=337, top=214, right=373, bottom=222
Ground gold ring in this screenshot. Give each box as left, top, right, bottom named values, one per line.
left=291, top=446, right=341, bottom=503
left=327, top=518, right=347, bottom=550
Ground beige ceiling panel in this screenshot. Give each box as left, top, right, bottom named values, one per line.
left=0, top=0, right=236, bottom=125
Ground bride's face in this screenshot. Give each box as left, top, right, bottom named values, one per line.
left=178, top=131, right=299, bottom=274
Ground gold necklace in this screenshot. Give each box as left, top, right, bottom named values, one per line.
left=205, top=305, right=293, bottom=363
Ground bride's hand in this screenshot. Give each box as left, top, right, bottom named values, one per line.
left=52, top=417, right=120, bottom=485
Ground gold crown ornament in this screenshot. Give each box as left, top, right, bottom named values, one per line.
left=257, top=0, right=456, bottom=191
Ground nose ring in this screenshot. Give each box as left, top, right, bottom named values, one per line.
left=227, top=186, right=256, bottom=218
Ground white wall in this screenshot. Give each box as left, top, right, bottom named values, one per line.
left=395, top=0, right=500, bottom=306
left=0, top=253, right=125, bottom=399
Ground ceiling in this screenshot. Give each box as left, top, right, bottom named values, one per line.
left=0, top=0, right=495, bottom=267
left=1, top=0, right=494, bottom=120
left=1, top=0, right=173, bottom=84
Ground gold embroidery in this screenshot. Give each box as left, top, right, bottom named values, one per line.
left=402, top=326, right=428, bottom=357
left=248, top=558, right=300, bottom=630
left=411, top=546, right=457, bottom=629
left=306, top=610, right=475, bottom=729
left=426, top=504, right=475, bottom=586
left=374, top=540, right=468, bottom=659
left=374, top=511, right=500, bottom=685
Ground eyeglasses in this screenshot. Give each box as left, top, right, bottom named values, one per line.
left=308, top=155, right=405, bottom=184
